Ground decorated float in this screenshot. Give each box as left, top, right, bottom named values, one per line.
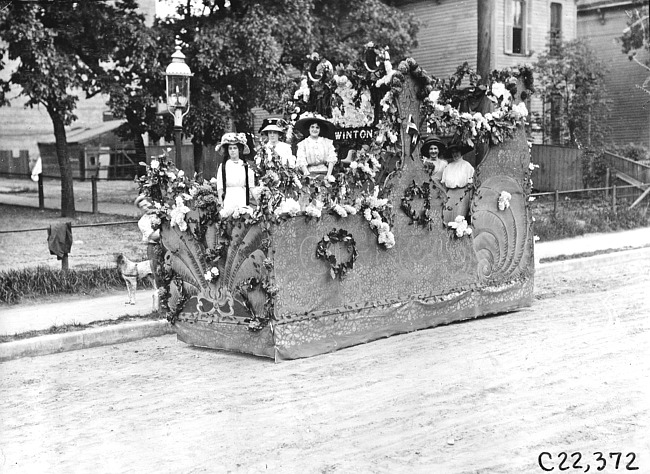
left=138, top=44, right=536, bottom=361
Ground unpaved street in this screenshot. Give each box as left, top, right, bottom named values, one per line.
left=1, top=257, right=649, bottom=473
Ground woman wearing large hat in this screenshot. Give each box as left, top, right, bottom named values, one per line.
left=215, top=132, right=256, bottom=213
left=420, top=135, right=448, bottom=182
left=294, top=113, right=338, bottom=179
left=258, top=117, right=295, bottom=167
left=441, top=142, right=475, bottom=189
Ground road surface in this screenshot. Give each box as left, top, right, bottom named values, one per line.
left=1, top=257, right=649, bottom=473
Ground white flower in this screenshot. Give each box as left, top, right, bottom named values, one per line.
left=219, top=208, right=234, bottom=219
left=363, top=208, right=372, bottom=221
left=498, top=191, right=512, bottom=211
left=378, top=230, right=395, bottom=248
left=427, top=90, right=441, bottom=104
left=204, top=266, right=220, bottom=282
left=210, top=177, right=218, bottom=184
left=447, top=215, right=473, bottom=238
left=534, top=235, right=540, bottom=242
left=327, top=175, right=336, bottom=183
left=150, top=160, right=160, bottom=170
left=528, top=196, right=536, bottom=202
left=177, top=170, right=185, bottom=177
left=305, top=202, right=322, bottom=218
left=490, top=82, right=511, bottom=104
left=529, top=162, right=539, bottom=171
left=169, top=196, right=190, bottom=231
left=350, top=161, right=359, bottom=170
left=343, top=205, right=357, bottom=215
left=511, top=101, right=528, bottom=118
left=332, top=204, right=348, bottom=217
left=275, top=198, right=301, bottom=217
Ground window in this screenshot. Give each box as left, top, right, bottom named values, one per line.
left=550, top=2, right=562, bottom=55
left=505, top=0, right=533, bottom=55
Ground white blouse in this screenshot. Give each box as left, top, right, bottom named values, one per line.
left=296, top=136, right=337, bottom=174
left=265, top=141, right=296, bottom=167
left=441, top=158, right=474, bottom=188
left=216, top=159, right=256, bottom=211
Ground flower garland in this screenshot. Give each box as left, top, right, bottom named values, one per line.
left=401, top=180, right=436, bottom=229
left=315, top=228, right=359, bottom=280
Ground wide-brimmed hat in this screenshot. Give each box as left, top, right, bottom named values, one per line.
left=259, top=117, right=286, bottom=134
left=443, top=142, right=474, bottom=158
left=216, top=132, right=250, bottom=155
left=421, top=135, right=447, bottom=159
left=294, top=113, right=337, bottom=140
left=134, top=194, right=152, bottom=209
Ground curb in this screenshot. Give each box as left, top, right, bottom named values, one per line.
left=0, top=320, right=174, bottom=362
left=537, top=246, right=650, bottom=274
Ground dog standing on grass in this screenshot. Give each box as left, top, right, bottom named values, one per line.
left=116, top=254, right=157, bottom=307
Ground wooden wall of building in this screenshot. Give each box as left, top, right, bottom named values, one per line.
left=531, top=144, right=584, bottom=191
left=578, top=4, right=650, bottom=147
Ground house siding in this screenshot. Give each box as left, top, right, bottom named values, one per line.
left=578, top=4, right=650, bottom=147
left=402, top=0, right=578, bottom=78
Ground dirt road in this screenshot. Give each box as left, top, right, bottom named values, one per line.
left=1, top=258, right=649, bottom=473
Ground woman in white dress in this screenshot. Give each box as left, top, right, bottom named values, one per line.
left=215, top=133, right=256, bottom=213
left=441, top=143, right=475, bottom=189
left=294, top=114, right=338, bottom=181
left=258, top=118, right=295, bottom=167
left=441, top=142, right=475, bottom=223
left=420, top=135, right=447, bottom=182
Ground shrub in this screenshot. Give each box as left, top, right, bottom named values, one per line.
left=0, top=266, right=153, bottom=305
left=610, top=143, right=650, bottom=162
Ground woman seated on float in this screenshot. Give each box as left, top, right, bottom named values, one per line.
left=215, top=132, right=256, bottom=214
left=258, top=118, right=295, bottom=167
left=294, top=113, right=338, bottom=181
left=441, top=142, right=474, bottom=189
left=420, top=135, right=448, bottom=182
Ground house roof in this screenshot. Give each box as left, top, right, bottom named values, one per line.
left=38, top=120, right=127, bottom=145
left=577, top=0, right=636, bottom=11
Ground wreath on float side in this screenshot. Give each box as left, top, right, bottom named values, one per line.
left=236, top=277, right=278, bottom=331
left=316, top=228, right=359, bottom=280
left=401, top=180, right=436, bottom=229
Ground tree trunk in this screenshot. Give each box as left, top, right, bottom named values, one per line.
left=128, top=115, right=147, bottom=170
left=48, top=107, right=76, bottom=218
left=193, top=138, right=204, bottom=180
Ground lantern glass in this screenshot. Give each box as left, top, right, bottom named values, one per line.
left=166, top=75, right=190, bottom=111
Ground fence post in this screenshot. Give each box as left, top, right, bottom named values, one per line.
left=604, top=167, right=610, bottom=198
left=553, top=190, right=559, bottom=217
left=612, top=184, right=617, bottom=216
left=38, top=173, right=44, bottom=210
left=91, top=175, right=98, bottom=214
left=61, top=254, right=69, bottom=272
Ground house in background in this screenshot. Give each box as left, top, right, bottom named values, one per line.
left=577, top=0, right=650, bottom=148
left=400, top=0, right=579, bottom=144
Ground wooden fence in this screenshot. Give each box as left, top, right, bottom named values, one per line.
left=604, top=151, right=650, bottom=205
left=531, top=145, right=583, bottom=192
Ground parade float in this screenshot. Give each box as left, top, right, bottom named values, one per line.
left=138, top=44, right=536, bottom=361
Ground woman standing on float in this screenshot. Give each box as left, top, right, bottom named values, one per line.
left=294, top=114, right=338, bottom=182
left=215, top=132, right=256, bottom=212
left=259, top=118, right=295, bottom=167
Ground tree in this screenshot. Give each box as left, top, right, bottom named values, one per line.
left=100, top=1, right=175, bottom=170
left=0, top=1, right=149, bottom=217
left=533, top=39, right=610, bottom=148
left=617, top=1, right=649, bottom=96
left=156, top=0, right=419, bottom=174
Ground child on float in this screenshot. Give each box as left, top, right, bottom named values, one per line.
left=215, top=132, right=256, bottom=215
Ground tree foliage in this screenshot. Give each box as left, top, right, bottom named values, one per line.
left=0, top=0, right=150, bottom=216
left=533, top=39, right=610, bottom=148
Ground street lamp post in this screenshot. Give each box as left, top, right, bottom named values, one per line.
left=165, top=46, right=193, bottom=168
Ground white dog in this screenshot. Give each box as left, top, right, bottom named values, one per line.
left=116, top=254, right=158, bottom=309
